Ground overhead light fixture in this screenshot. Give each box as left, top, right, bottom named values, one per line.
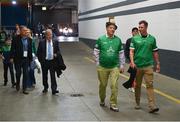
left=42, top=6, right=47, bottom=11
left=12, top=0, right=17, bottom=5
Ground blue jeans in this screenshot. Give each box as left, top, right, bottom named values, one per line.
left=27, top=61, right=36, bottom=88
left=14, top=59, right=29, bottom=90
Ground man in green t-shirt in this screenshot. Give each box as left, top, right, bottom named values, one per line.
left=130, top=20, right=160, bottom=113
left=94, top=22, right=125, bottom=112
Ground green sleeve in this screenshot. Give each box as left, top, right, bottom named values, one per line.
left=130, top=38, right=135, bottom=49
left=95, top=38, right=101, bottom=49
left=32, top=39, right=37, bottom=54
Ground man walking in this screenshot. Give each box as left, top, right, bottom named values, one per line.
left=94, top=22, right=125, bottom=112
left=123, top=27, right=139, bottom=92
left=37, top=29, right=60, bottom=95
left=130, top=20, right=160, bottom=113
left=10, top=26, right=32, bottom=94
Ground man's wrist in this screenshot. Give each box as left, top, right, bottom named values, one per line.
left=130, top=61, right=134, bottom=64
left=120, top=65, right=124, bottom=69
left=156, top=61, right=160, bottom=65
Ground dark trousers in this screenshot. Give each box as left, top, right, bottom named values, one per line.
left=3, top=62, right=15, bottom=84
left=41, top=60, right=57, bottom=92
left=14, top=59, right=29, bottom=91
left=123, top=66, right=137, bottom=89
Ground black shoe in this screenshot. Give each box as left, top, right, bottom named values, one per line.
left=149, top=108, right=159, bottom=113
left=4, top=82, right=7, bottom=86
left=42, top=89, right=48, bottom=93
left=23, top=90, right=29, bottom=94
left=52, top=90, right=59, bottom=95
left=12, top=83, right=16, bottom=88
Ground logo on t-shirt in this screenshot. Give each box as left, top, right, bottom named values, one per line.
left=107, top=46, right=115, bottom=55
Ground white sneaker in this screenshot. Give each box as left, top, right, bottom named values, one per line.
left=110, top=106, right=119, bottom=112
left=135, top=105, right=141, bottom=109
left=128, top=87, right=135, bottom=93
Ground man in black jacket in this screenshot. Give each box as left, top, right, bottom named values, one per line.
left=37, top=29, right=61, bottom=95
left=122, top=27, right=139, bottom=92
left=10, top=26, right=32, bottom=94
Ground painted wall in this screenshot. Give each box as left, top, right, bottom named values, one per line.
left=79, top=0, right=180, bottom=52
left=78, top=0, right=180, bottom=80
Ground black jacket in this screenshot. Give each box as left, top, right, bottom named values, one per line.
left=37, top=39, right=66, bottom=77
left=125, top=38, right=132, bottom=61
left=10, top=35, right=32, bottom=63
left=37, top=39, right=59, bottom=63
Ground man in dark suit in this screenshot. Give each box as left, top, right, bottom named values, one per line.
left=37, top=29, right=60, bottom=95
left=10, top=26, right=32, bottom=94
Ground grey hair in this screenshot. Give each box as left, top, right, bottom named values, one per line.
left=45, top=29, right=52, bottom=35
left=19, top=25, right=27, bottom=30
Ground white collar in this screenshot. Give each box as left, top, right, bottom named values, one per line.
left=46, top=40, right=53, bottom=45
left=106, top=34, right=115, bottom=38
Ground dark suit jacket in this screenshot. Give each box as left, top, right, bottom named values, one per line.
left=10, top=35, right=32, bottom=63
left=37, top=39, right=66, bottom=77
left=37, top=39, right=60, bottom=63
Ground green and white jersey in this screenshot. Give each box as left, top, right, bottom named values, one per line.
left=130, top=34, right=158, bottom=68
left=94, top=35, right=124, bottom=68
left=0, top=32, right=6, bottom=43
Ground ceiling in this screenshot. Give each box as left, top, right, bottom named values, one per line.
left=1, top=0, right=78, bottom=10
left=33, top=0, right=78, bottom=10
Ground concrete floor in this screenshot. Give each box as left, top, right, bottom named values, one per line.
left=0, top=41, right=179, bottom=121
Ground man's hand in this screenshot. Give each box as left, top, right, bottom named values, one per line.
left=119, top=67, right=124, bottom=73
left=130, top=62, right=136, bottom=69
left=10, top=58, right=14, bottom=63
left=54, top=53, right=57, bottom=57
left=155, top=64, right=160, bottom=73
left=0, top=55, right=4, bottom=60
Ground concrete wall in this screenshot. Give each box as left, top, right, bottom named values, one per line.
left=78, top=0, right=180, bottom=80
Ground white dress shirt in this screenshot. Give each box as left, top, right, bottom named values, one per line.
left=46, top=40, right=54, bottom=60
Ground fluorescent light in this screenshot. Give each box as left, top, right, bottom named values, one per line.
left=42, top=6, right=47, bottom=10
left=68, top=28, right=73, bottom=33
left=12, top=1, right=17, bottom=5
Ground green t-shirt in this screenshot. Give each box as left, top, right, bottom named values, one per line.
left=2, top=45, right=11, bottom=52
left=32, top=38, right=37, bottom=54
left=130, top=34, right=158, bottom=68
left=95, top=35, right=123, bottom=68
left=0, top=32, right=7, bottom=43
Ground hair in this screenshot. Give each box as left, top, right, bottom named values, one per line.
left=45, top=29, right=52, bottom=35
left=132, top=27, right=138, bottom=32
left=106, top=22, right=117, bottom=30
left=19, top=25, right=27, bottom=30
left=139, top=20, right=148, bottom=27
